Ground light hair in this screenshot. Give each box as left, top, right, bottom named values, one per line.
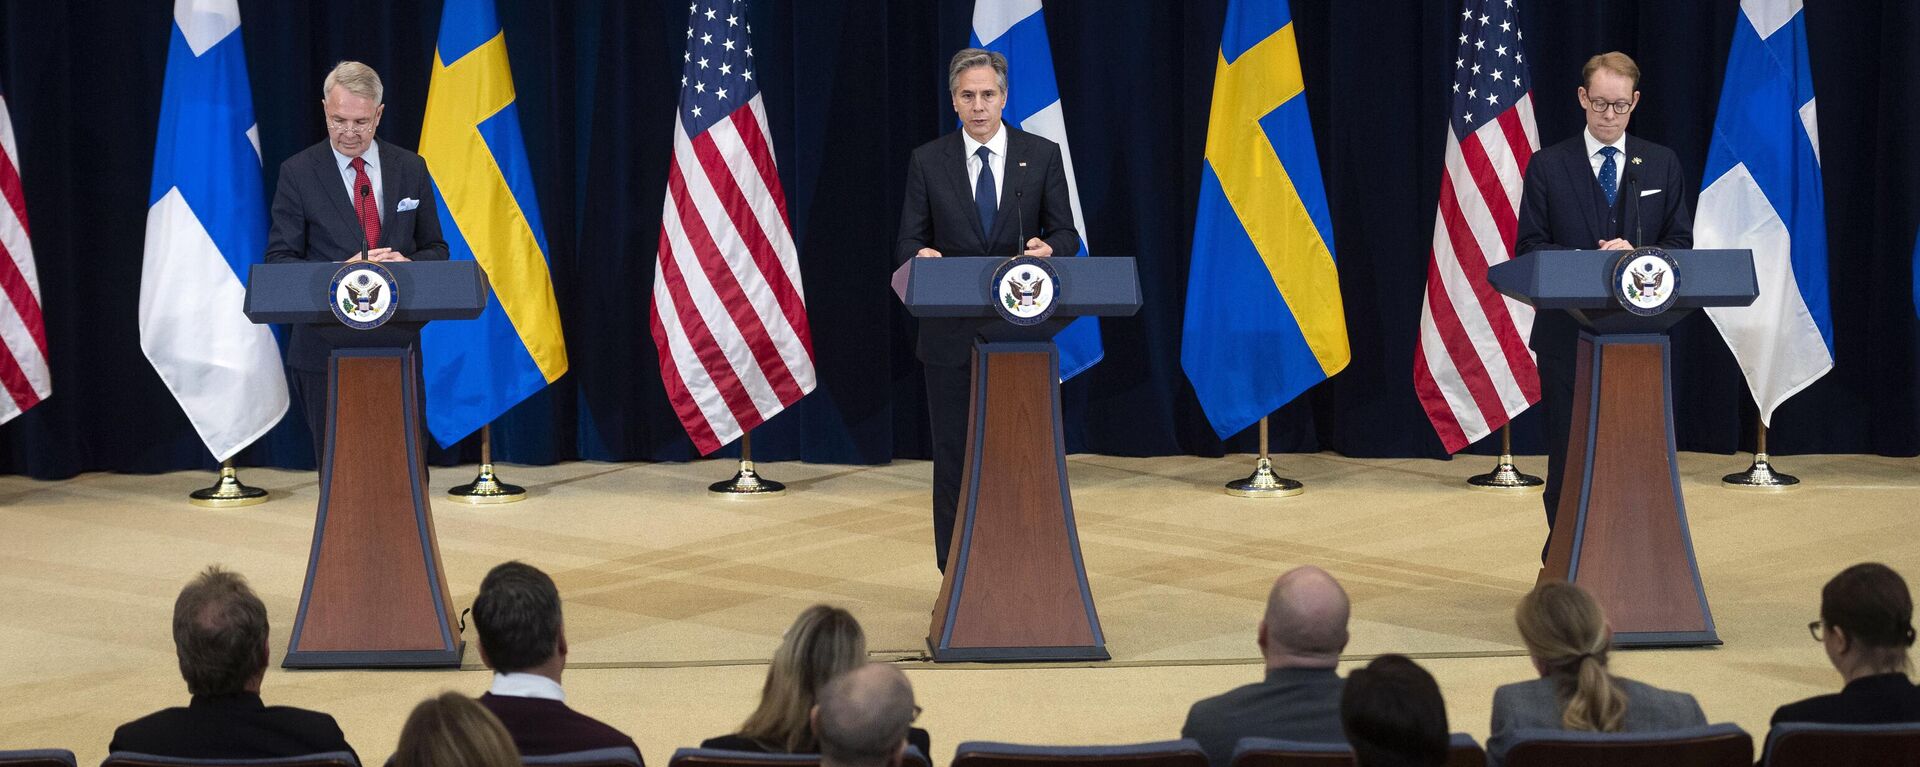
left=173, top=565, right=269, bottom=696
left=739, top=605, right=868, bottom=752
left=1581, top=51, right=1640, bottom=90
left=391, top=692, right=520, bottom=767
left=323, top=60, right=384, bottom=105
left=1515, top=581, right=1627, bottom=733
left=816, top=664, right=915, bottom=767
left=947, top=48, right=1009, bottom=95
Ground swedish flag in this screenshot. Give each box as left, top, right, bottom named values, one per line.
left=419, top=0, right=568, bottom=447
left=1180, top=0, right=1348, bottom=439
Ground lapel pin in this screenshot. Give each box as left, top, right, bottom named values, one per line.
left=1018, top=162, right=1028, bottom=167
left=1631, top=156, right=1643, bottom=165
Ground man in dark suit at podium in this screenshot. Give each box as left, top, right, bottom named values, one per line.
left=265, top=61, right=447, bottom=459
left=895, top=48, right=1080, bottom=573
left=1516, top=52, right=1693, bottom=547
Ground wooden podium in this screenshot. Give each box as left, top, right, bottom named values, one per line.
left=1489, top=248, right=1756, bottom=647
left=897, top=256, right=1140, bottom=662
left=246, top=261, right=485, bottom=667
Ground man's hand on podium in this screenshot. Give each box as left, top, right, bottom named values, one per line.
left=1023, top=237, right=1052, bottom=258
left=346, top=248, right=411, bottom=263
left=916, top=248, right=942, bottom=258
left=1597, top=238, right=1635, bottom=251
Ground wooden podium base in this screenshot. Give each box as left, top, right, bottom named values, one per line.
left=285, top=348, right=463, bottom=668
left=928, top=342, right=1108, bottom=662
left=1542, top=333, right=1718, bottom=647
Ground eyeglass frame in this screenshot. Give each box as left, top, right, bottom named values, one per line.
left=1808, top=619, right=1828, bottom=641
left=1585, top=97, right=1636, bottom=115
left=325, top=115, right=377, bottom=135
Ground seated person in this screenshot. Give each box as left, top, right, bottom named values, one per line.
left=1766, top=563, right=1920, bottom=746
left=109, top=566, right=356, bottom=761
left=471, top=561, right=641, bottom=759
left=1341, top=654, right=1449, bottom=767
left=702, top=605, right=931, bottom=756
left=1183, top=566, right=1351, bottom=767
left=392, top=692, right=520, bottom=767
left=814, top=664, right=918, bottom=767
left=1486, top=581, right=1705, bottom=766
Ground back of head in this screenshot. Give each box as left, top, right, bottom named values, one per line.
left=173, top=565, right=270, bottom=696
left=472, top=561, right=562, bottom=673
left=815, top=664, right=915, bottom=767
left=1341, top=655, right=1449, bottom=767
left=741, top=604, right=868, bottom=751
left=1822, top=562, right=1916, bottom=672
left=1262, top=566, right=1352, bottom=667
left=1515, top=581, right=1625, bottom=732
left=391, top=691, right=520, bottom=767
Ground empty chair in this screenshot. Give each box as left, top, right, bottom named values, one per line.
left=0, top=749, right=76, bottom=767
left=951, top=740, right=1208, bottom=767
left=1761, top=721, right=1920, bottom=766
left=666, top=747, right=929, bottom=767
left=1228, top=734, right=1485, bottom=767
left=100, top=752, right=360, bottom=767
left=523, top=748, right=646, bottom=767
left=1500, top=723, right=1751, bottom=767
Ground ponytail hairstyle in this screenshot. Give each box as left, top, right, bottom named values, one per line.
left=1515, top=581, right=1627, bottom=732
left=1821, top=563, right=1915, bottom=674
left=738, top=605, right=868, bottom=752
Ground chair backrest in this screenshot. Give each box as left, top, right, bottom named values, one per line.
left=666, top=747, right=929, bottom=767
left=523, top=748, right=646, bottom=767
left=1228, top=734, right=1484, bottom=767
left=0, top=749, right=77, bottom=767
left=100, top=753, right=359, bottom=767
left=951, top=740, right=1208, bottom=767
left=1503, top=723, right=1751, bottom=767
left=1763, top=721, right=1920, bottom=766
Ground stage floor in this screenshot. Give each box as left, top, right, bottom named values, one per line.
left=3, top=452, right=1917, bottom=763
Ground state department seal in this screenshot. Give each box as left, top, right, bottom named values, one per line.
left=329, top=260, right=399, bottom=330
left=1612, top=246, right=1679, bottom=316
left=991, top=256, right=1059, bottom=326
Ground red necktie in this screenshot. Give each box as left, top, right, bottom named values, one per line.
left=349, top=156, right=382, bottom=253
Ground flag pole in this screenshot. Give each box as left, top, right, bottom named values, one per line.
left=1723, top=414, right=1798, bottom=489
left=710, top=431, right=786, bottom=499
left=189, top=458, right=270, bottom=508
left=1226, top=416, right=1303, bottom=498
left=447, top=424, right=527, bottom=504
left=1467, top=424, right=1543, bottom=489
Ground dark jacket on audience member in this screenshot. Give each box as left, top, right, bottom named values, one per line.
left=479, top=692, right=643, bottom=761
left=1770, top=672, right=1920, bottom=726
left=108, top=693, right=356, bottom=762
left=700, top=727, right=932, bottom=759
left=1486, top=676, right=1706, bottom=767
left=1181, top=667, right=1346, bottom=767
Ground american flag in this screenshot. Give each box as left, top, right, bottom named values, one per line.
left=0, top=91, right=50, bottom=425
left=1414, top=0, right=1541, bottom=453
left=652, top=0, right=816, bottom=454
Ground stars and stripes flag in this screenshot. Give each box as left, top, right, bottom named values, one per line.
left=0, top=90, right=51, bottom=425
left=653, top=1, right=816, bottom=454
left=1413, top=0, right=1542, bottom=453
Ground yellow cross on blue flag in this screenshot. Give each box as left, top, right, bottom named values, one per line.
left=418, top=0, right=569, bottom=447
left=1180, top=0, right=1348, bottom=439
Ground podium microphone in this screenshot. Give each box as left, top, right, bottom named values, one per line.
left=355, top=183, right=377, bottom=261
left=1014, top=189, right=1025, bottom=258
left=1628, top=174, right=1644, bottom=248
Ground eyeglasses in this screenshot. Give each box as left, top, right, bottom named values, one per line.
left=1808, top=620, right=1827, bottom=641
left=911, top=704, right=923, bottom=722
left=326, top=116, right=375, bottom=135
left=1587, top=98, right=1635, bottom=115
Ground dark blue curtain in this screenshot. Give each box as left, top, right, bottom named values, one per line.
left=3, top=0, right=1917, bottom=479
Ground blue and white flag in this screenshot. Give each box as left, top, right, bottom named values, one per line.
left=139, top=0, right=287, bottom=461
left=1699, top=0, right=1832, bottom=425
left=971, top=0, right=1103, bottom=381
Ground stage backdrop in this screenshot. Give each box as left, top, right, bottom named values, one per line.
left=2, top=0, right=1917, bottom=478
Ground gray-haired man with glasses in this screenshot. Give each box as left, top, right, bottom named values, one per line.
left=1515, top=51, right=1693, bottom=552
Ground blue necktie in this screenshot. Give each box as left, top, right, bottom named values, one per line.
left=974, top=145, right=997, bottom=236
left=1598, top=146, right=1619, bottom=206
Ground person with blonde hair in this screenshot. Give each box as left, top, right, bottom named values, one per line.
left=391, top=692, right=520, bottom=767
left=703, top=605, right=930, bottom=756
left=1486, top=581, right=1705, bottom=766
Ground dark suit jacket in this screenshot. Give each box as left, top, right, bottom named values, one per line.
left=1514, top=133, right=1692, bottom=368
left=1486, top=676, right=1706, bottom=767
left=108, top=692, right=357, bottom=762
left=700, top=726, right=931, bottom=758
left=1763, top=673, right=1920, bottom=763
left=894, top=127, right=1079, bottom=367
left=265, top=139, right=449, bottom=371
left=478, top=693, right=643, bottom=760
left=1180, top=667, right=1345, bottom=767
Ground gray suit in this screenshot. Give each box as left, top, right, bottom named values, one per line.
left=1181, top=667, right=1346, bottom=767
left=1486, top=675, right=1707, bottom=766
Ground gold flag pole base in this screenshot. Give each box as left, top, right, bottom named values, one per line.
left=1467, top=426, right=1543, bottom=490
left=709, top=433, right=787, bottom=499
left=189, top=461, right=270, bottom=508
left=1225, top=417, right=1303, bottom=498
left=1722, top=453, right=1799, bottom=490
left=447, top=425, right=528, bottom=504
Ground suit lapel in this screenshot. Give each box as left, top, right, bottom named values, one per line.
left=1560, top=141, right=1605, bottom=243
left=312, top=146, right=362, bottom=252
left=377, top=142, right=399, bottom=248
left=988, top=131, right=1023, bottom=249
left=943, top=132, right=987, bottom=250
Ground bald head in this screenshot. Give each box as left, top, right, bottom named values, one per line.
left=815, top=664, right=915, bottom=767
left=1260, top=566, right=1351, bottom=668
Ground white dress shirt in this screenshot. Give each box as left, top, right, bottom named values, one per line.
left=330, top=141, right=385, bottom=224
left=962, top=123, right=1008, bottom=210
left=489, top=671, right=566, bottom=702
left=1582, top=128, right=1628, bottom=180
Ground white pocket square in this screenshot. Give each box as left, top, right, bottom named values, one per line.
left=396, top=197, right=420, bottom=212
left=1639, top=188, right=1663, bottom=197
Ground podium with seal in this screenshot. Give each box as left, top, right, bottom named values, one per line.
left=245, top=260, right=485, bottom=667
left=895, top=256, right=1140, bottom=662
left=1489, top=247, right=1756, bottom=647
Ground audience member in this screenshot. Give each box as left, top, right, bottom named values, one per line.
left=703, top=605, right=932, bottom=756
left=1764, top=563, right=1920, bottom=752
left=1486, top=580, right=1705, bottom=766
left=471, top=561, right=642, bottom=759
left=391, top=691, right=520, bottom=767
left=108, top=566, right=356, bottom=761
left=1182, top=565, right=1352, bottom=767
left=1341, top=654, right=1449, bottom=767
left=814, top=664, right=918, bottom=767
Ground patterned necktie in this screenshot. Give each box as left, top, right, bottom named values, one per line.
left=1597, top=146, right=1619, bottom=207
left=974, top=145, right=996, bottom=236
left=349, top=156, right=382, bottom=252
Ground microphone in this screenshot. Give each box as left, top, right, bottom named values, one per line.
left=355, top=183, right=377, bottom=261
left=1014, top=188, right=1025, bottom=258
left=1629, top=174, right=1644, bottom=248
